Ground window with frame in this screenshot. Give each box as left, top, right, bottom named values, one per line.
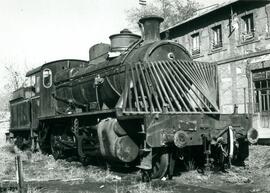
left=191, top=33, right=200, bottom=55
left=30, top=76, right=36, bottom=87
left=241, top=14, right=255, bottom=41
left=36, top=76, right=40, bottom=93
left=253, top=71, right=270, bottom=113
left=28, top=75, right=36, bottom=97
left=212, top=25, right=222, bottom=49
left=43, top=69, right=52, bottom=88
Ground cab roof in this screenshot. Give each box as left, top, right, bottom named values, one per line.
left=26, top=66, right=42, bottom=77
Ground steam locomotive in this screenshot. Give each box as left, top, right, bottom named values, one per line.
left=7, top=15, right=255, bottom=180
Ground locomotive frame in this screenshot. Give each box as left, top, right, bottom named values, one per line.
left=7, top=15, right=255, bottom=181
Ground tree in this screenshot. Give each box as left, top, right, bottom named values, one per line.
left=4, top=64, right=27, bottom=93
left=126, top=0, right=200, bottom=31
left=0, top=64, right=29, bottom=111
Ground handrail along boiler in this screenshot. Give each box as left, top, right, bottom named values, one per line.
left=7, top=15, right=254, bottom=180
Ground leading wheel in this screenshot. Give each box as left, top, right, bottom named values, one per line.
left=151, top=150, right=169, bottom=179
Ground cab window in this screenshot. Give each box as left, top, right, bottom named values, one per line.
left=30, top=75, right=36, bottom=87
left=29, top=75, right=36, bottom=97
left=36, top=76, right=40, bottom=93
left=43, top=69, right=52, bottom=88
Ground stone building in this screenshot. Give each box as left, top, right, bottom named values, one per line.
left=160, top=0, right=270, bottom=140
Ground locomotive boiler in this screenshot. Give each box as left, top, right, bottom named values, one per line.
left=7, top=15, right=256, bottom=181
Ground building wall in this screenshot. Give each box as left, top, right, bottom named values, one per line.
left=168, top=1, right=270, bottom=114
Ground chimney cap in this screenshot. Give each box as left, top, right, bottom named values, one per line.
left=139, top=15, right=164, bottom=24
left=120, top=29, right=132, bottom=34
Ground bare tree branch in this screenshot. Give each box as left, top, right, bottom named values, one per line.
left=4, top=64, right=26, bottom=92
left=126, top=0, right=200, bottom=31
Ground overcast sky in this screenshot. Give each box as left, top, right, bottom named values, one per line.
left=0, top=0, right=228, bottom=92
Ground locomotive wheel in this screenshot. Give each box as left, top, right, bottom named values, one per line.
left=50, top=134, right=65, bottom=160
left=151, top=151, right=169, bottom=179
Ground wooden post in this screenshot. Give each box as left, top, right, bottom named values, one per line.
left=15, top=155, right=24, bottom=193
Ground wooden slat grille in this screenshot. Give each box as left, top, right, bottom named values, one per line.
left=117, top=60, right=219, bottom=115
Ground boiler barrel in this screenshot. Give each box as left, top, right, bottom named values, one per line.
left=55, top=67, right=125, bottom=110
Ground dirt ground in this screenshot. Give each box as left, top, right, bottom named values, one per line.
left=1, top=114, right=270, bottom=193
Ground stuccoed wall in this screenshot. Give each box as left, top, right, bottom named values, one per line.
left=168, top=2, right=270, bottom=113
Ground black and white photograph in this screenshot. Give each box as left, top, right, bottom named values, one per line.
left=0, top=0, right=270, bottom=192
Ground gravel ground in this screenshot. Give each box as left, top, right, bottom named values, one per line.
left=1, top=116, right=270, bottom=193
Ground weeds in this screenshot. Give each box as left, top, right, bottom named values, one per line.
left=112, top=181, right=173, bottom=193
left=184, top=159, right=196, bottom=171
left=130, top=182, right=173, bottom=193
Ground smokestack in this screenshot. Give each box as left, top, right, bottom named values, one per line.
left=139, top=15, right=164, bottom=44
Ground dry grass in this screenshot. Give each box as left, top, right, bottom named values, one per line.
left=1, top=148, right=122, bottom=183
left=126, top=182, right=173, bottom=193
left=184, top=159, right=196, bottom=171
left=0, top=120, right=16, bottom=181
left=5, top=187, right=52, bottom=193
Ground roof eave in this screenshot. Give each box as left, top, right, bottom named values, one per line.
left=161, top=0, right=246, bottom=34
